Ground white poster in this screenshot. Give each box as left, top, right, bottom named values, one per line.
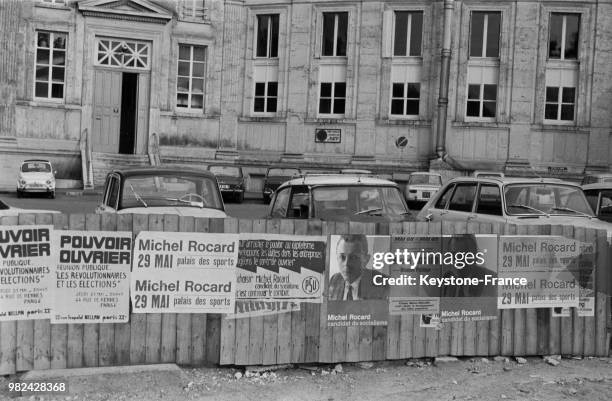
left=131, top=231, right=238, bottom=313
left=0, top=225, right=54, bottom=321
left=52, top=231, right=132, bottom=323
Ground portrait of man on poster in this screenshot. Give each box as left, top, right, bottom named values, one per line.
left=328, top=234, right=389, bottom=301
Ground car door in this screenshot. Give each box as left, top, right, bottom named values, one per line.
left=421, top=183, right=455, bottom=221
left=470, top=183, right=506, bottom=224
left=444, top=182, right=478, bottom=222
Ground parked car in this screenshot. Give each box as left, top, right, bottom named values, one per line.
left=583, top=183, right=612, bottom=223
left=416, top=177, right=612, bottom=231
left=0, top=198, right=60, bottom=217
left=472, top=170, right=505, bottom=178
left=16, top=159, right=56, bottom=198
left=262, top=167, right=301, bottom=203
left=267, top=174, right=414, bottom=222
left=207, top=165, right=245, bottom=203
left=96, top=167, right=227, bottom=218
left=404, top=172, right=443, bottom=206
left=581, top=173, right=612, bottom=186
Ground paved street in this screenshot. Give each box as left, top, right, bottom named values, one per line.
left=0, top=191, right=270, bottom=220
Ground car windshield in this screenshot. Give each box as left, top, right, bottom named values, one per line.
left=268, top=168, right=300, bottom=177
left=209, top=166, right=241, bottom=177
left=504, top=184, right=593, bottom=216
left=312, top=186, right=408, bottom=219
left=409, top=174, right=442, bottom=185
left=121, top=174, right=223, bottom=210
left=21, top=162, right=51, bottom=173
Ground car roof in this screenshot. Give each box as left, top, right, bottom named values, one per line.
left=409, top=171, right=441, bottom=176
left=447, top=176, right=579, bottom=186
left=110, top=167, right=215, bottom=179
left=22, top=159, right=51, bottom=163
left=279, top=174, right=399, bottom=189
left=582, top=183, right=612, bottom=190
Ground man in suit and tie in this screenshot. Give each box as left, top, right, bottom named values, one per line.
left=328, top=234, right=388, bottom=301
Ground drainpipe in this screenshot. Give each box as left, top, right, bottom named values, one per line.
left=435, top=0, right=455, bottom=159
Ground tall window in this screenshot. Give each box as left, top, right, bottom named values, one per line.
left=545, top=87, right=575, bottom=121
left=182, top=0, right=205, bottom=19
left=393, top=11, right=423, bottom=57
left=467, top=84, right=497, bottom=118
left=254, top=82, right=277, bottom=113
left=177, top=44, right=206, bottom=110
left=469, top=11, right=501, bottom=58
left=319, top=82, right=345, bottom=115
left=35, top=31, right=66, bottom=100
left=549, top=13, right=580, bottom=60
left=256, top=14, right=279, bottom=58
left=322, top=12, right=348, bottom=57
left=391, top=82, right=420, bottom=116
left=466, top=11, right=500, bottom=120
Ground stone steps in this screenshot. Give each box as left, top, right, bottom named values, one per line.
left=92, top=152, right=150, bottom=187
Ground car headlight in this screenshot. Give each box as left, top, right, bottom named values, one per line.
left=46, top=179, right=54, bottom=185
left=19, top=179, right=25, bottom=185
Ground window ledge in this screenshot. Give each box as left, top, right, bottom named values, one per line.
left=178, top=17, right=211, bottom=25
left=161, top=110, right=220, bottom=120
left=451, top=120, right=509, bottom=129
left=304, top=118, right=356, bottom=124
left=239, top=116, right=287, bottom=124
left=376, top=118, right=431, bottom=127
left=16, top=100, right=80, bottom=110
left=531, top=123, right=588, bottom=133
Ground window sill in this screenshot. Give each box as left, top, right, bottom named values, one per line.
left=305, top=118, right=356, bottom=124
left=162, top=110, right=220, bottom=120
left=377, top=118, right=431, bottom=127
left=531, top=123, right=588, bottom=133
left=239, top=116, right=286, bottom=123
left=451, top=120, right=509, bottom=129
left=178, top=17, right=211, bottom=24
left=16, top=99, right=80, bottom=110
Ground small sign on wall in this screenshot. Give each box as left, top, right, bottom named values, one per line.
left=315, top=129, right=341, bottom=143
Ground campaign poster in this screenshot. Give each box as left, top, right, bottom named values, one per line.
left=576, top=241, right=596, bottom=317
left=439, top=234, right=499, bottom=322
left=326, top=235, right=390, bottom=327
left=233, top=233, right=326, bottom=317
left=0, top=225, right=54, bottom=321
left=131, top=232, right=238, bottom=313
left=52, top=231, right=132, bottom=323
left=388, top=236, right=442, bottom=316
left=497, top=236, right=583, bottom=309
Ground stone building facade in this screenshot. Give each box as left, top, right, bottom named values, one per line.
left=0, top=0, right=611, bottom=189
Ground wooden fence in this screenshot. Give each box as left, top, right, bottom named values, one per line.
left=0, top=213, right=609, bottom=375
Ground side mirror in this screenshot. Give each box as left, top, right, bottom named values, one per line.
left=425, top=213, right=433, bottom=222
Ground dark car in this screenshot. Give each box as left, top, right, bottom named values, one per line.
left=207, top=165, right=246, bottom=203
left=267, top=174, right=414, bottom=222
left=262, top=167, right=301, bottom=203
left=583, top=183, right=612, bottom=223
left=96, top=167, right=227, bottom=218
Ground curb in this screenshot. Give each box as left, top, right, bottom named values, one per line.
left=20, top=364, right=181, bottom=380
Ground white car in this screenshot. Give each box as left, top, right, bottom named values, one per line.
left=17, top=159, right=56, bottom=198
left=0, top=199, right=60, bottom=217
left=405, top=172, right=442, bottom=204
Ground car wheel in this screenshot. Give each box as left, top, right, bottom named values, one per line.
left=236, top=192, right=244, bottom=204
left=16, top=190, right=22, bottom=198
left=263, top=194, right=270, bottom=204
left=49, top=191, right=55, bottom=199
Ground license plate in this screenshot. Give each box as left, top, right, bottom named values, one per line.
left=29, top=183, right=43, bottom=188
left=422, top=192, right=430, bottom=198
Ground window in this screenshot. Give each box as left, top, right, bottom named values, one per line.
left=469, top=12, right=501, bottom=58
left=253, top=82, right=278, bottom=113
left=393, top=11, right=423, bottom=57
left=183, top=0, right=205, bottom=19
left=35, top=31, right=66, bottom=99
left=319, top=82, right=346, bottom=115
left=549, top=13, right=580, bottom=60
left=435, top=185, right=455, bottom=209
left=271, top=187, right=291, bottom=218
left=476, top=185, right=502, bottom=215
left=544, top=86, right=575, bottom=121
left=466, top=84, right=497, bottom=118
left=96, top=39, right=150, bottom=69
left=288, top=186, right=310, bottom=219
left=177, top=44, right=206, bottom=110
left=448, top=184, right=477, bottom=212
left=391, top=82, right=420, bottom=116
left=256, top=14, right=279, bottom=58
left=322, top=12, right=348, bottom=57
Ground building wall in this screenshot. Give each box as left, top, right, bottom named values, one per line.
left=1, top=0, right=611, bottom=189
